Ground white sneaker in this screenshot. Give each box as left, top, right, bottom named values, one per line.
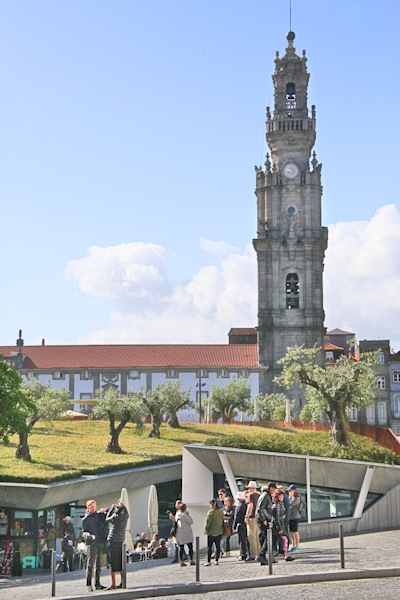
left=203, top=561, right=211, bottom=566
left=214, top=561, right=219, bottom=565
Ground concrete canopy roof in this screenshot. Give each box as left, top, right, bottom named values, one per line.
left=184, top=445, right=400, bottom=494
left=0, top=462, right=181, bottom=510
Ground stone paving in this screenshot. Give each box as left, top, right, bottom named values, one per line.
left=0, top=530, right=399, bottom=599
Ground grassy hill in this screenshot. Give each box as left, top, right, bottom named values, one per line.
left=0, top=421, right=399, bottom=484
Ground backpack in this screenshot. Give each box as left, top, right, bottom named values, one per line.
left=298, top=496, right=305, bottom=515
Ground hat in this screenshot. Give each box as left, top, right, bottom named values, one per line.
left=63, top=516, right=71, bottom=521
left=246, top=481, right=258, bottom=489
left=236, top=491, right=246, bottom=500
left=287, top=484, right=297, bottom=491
left=267, top=481, right=277, bottom=489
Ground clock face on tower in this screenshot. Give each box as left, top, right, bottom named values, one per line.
left=283, top=162, right=299, bottom=179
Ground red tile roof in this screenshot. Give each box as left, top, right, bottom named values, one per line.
left=324, top=343, right=344, bottom=351
left=0, top=344, right=259, bottom=370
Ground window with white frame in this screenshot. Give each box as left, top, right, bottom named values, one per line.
left=129, top=370, right=140, bottom=379
left=325, top=351, right=334, bottom=362
left=167, top=369, right=178, bottom=378
left=377, top=351, right=385, bottom=365
left=394, top=424, right=400, bottom=435
left=376, top=375, right=386, bottom=390
left=377, top=402, right=387, bottom=425
left=394, top=394, right=400, bottom=416
left=196, top=370, right=208, bottom=378
left=239, top=370, right=249, bottom=378
left=218, top=370, right=229, bottom=378
left=393, top=370, right=400, bottom=383
left=366, top=405, right=375, bottom=424
left=80, top=371, right=92, bottom=380
left=53, top=371, right=65, bottom=380
left=80, top=393, right=93, bottom=400
left=348, top=408, right=357, bottom=422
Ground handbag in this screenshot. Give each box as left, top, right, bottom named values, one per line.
left=170, top=518, right=179, bottom=537
left=223, top=521, right=231, bottom=537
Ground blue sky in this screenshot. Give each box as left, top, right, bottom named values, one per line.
left=1, top=0, right=399, bottom=350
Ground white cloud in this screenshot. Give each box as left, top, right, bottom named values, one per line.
left=324, top=204, right=400, bottom=349
left=66, top=242, right=170, bottom=311
left=67, top=206, right=400, bottom=350
left=70, top=242, right=257, bottom=344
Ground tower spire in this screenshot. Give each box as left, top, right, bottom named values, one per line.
left=253, top=33, right=328, bottom=406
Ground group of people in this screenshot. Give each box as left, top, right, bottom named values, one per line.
left=79, top=481, right=303, bottom=589
left=133, top=532, right=168, bottom=560
left=170, top=481, right=304, bottom=568
left=234, top=481, right=303, bottom=565
left=81, top=497, right=129, bottom=591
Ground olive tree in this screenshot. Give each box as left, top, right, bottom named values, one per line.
left=94, top=388, right=144, bottom=453
left=0, top=359, right=30, bottom=443
left=256, top=393, right=294, bottom=422
left=275, top=345, right=379, bottom=446
left=209, top=377, right=252, bottom=424
left=17, top=378, right=71, bottom=461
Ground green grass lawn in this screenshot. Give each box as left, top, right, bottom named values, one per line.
left=0, top=420, right=398, bottom=484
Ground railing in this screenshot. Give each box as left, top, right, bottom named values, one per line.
left=267, top=118, right=315, bottom=133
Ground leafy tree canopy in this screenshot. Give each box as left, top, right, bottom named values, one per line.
left=209, top=377, right=252, bottom=424
left=256, top=393, right=294, bottom=422
left=0, top=359, right=30, bottom=443
left=16, top=378, right=71, bottom=460
left=155, top=380, right=192, bottom=429
left=275, top=345, right=379, bottom=446
left=94, top=387, right=144, bottom=453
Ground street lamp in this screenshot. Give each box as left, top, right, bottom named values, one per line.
left=196, top=376, right=206, bottom=424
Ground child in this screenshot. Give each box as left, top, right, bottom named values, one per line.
left=61, top=532, right=75, bottom=572
left=273, top=490, right=294, bottom=562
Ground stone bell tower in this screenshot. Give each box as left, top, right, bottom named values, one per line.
left=253, top=31, right=328, bottom=402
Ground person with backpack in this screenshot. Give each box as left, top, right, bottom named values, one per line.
left=287, top=484, right=304, bottom=552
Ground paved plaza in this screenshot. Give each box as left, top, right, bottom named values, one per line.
left=0, top=530, right=399, bottom=600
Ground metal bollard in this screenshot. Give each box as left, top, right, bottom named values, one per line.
left=339, top=523, right=345, bottom=569
left=267, top=525, right=273, bottom=575
left=122, top=542, right=127, bottom=588
left=51, top=550, right=56, bottom=597
left=195, top=536, right=200, bottom=582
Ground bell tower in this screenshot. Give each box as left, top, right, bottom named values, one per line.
left=253, top=32, right=328, bottom=401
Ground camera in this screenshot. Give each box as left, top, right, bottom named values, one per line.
left=165, top=510, right=171, bottom=515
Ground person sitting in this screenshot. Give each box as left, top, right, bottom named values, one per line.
left=151, top=538, right=168, bottom=559
left=149, top=533, right=160, bottom=551
left=135, top=532, right=150, bottom=548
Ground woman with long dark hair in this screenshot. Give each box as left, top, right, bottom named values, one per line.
left=203, top=498, right=224, bottom=566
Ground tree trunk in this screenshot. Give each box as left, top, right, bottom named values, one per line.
left=106, top=430, right=124, bottom=454
left=329, top=404, right=352, bottom=446
left=168, top=415, right=180, bottom=429
left=15, top=431, right=31, bottom=461
left=148, top=418, right=161, bottom=438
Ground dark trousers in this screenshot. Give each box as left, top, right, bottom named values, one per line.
left=62, top=552, right=74, bottom=572
left=86, top=543, right=103, bottom=587
left=258, top=522, right=269, bottom=558
left=179, top=542, right=193, bottom=561
left=207, top=534, right=222, bottom=562
left=237, top=523, right=248, bottom=558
